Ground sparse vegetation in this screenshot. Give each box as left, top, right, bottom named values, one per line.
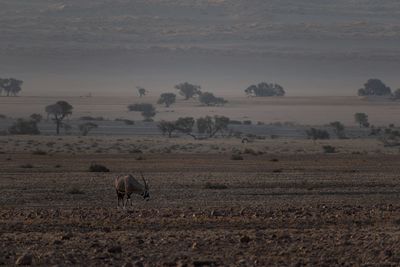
left=79, top=122, right=98, bottom=136
left=306, top=128, right=330, bottom=140
left=127, top=103, right=156, bottom=121
left=8, top=118, right=40, bottom=135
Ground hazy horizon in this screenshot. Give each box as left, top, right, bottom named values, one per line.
left=1, top=0, right=400, bottom=96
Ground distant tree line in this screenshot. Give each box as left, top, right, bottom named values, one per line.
left=129, top=82, right=229, bottom=121
left=158, top=115, right=230, bottom=138
left=358, top=78, right=400, bottom=98
left=0, top=78, right=23, bottom=96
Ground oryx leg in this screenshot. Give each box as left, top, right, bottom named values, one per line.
left=116, top=190, right=121, bottom=208
left=127, top=193, right=133, bottom=206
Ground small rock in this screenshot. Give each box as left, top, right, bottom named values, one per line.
left=108, top=246, right=122, bottom=253
left=15, top=253, right=33, bottom=265
left=210, top=210, right=223, bottom=217
left=123, top=263, right=133, bottom=267
left=240, top=236, right=252, bottom=243
left=193, top=260, right=217, bottom=267
left=238, top=259, right=247, bottom=265
left=53, top=240, right=63, bottom=245
left=61, top=232, right=73, bottom=240
left=384, top=249, right=393, bottom=257
left=134, top=261, right=144, bottom=267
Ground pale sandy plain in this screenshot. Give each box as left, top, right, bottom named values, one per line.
left=1, top=136, right=400, bottom=266
left=1, top=96, right=400, bottom=126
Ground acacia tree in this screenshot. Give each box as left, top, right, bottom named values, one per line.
left=175, top=117, right=195, bottom=135
left=175, top=82, right=201, bottom=100
left=45, top=101, right=73, bottom=135
left=329, top=121, right=346, bottom=139
left=196, top=115, right=230, bottom=138
left=393, top=89, right=400, bottom=99
left=137, top=86, right=147, bottom=97
left=0, top=78, right=23, bottom=96
left=157, top=121, right=177, bottom=137
left=354, top=113, right=369, bottom=128
left=245, top=82, right=285, bottom=97
left=157, top=117, right=195, bottom=138
left=158, top=93, right=176, bottom=107
left=128, top=103, right=156, bottom=121
left=306, top=128, right=330, bottom=140
left=358, top=79, right=392, bottom=96
left=199, top=92, right=227, bottom=106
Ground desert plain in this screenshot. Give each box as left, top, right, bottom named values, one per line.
left=1, top=96, right=400, bottom=266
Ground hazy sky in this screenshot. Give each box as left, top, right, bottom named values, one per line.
left=1, top=0, right=400, bottom=96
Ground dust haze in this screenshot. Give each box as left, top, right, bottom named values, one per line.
left=1, top=0, right=400, bottom=96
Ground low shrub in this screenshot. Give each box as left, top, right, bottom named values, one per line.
left=204, top=182, right=228, bottom=190
left=20, top=163, right=34, bottom=168
left=79, top=116, right=105, bottom=121
left=67, top=186, right=85, bottom=194
left=231, top=154, right=244, bottom=160
left=32, top=150, right=47, bottom=155
left=322, top=145, right=336, bottom=153
left=89, top=163, right=110, bottom=172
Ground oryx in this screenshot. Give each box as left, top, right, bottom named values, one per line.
left=114, top=172, right=150, bottom=208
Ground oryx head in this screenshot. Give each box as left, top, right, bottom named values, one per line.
left=140, top=172, right=150, bottom=201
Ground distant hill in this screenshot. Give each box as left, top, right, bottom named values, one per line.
left=1, top=0, right=400, bottom=59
